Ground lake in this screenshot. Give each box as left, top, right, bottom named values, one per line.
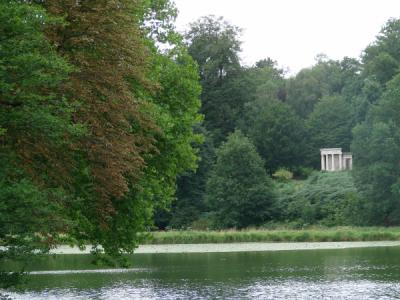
left=4, top=246, right=400, bottom=299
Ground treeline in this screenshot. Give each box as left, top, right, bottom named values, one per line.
left=0, top=0, right=202, bottom=286
left=158, top=16, right=400, bottom=229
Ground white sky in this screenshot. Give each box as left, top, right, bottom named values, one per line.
left=173, top=0, right=400, bottom=75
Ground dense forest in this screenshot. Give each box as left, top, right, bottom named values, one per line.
left=1, top=0, right=400, bottom=287
left=159, top=15, right=400, bottom=230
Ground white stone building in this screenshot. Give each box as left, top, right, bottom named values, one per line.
left=320, top=148, right=352, bottom=171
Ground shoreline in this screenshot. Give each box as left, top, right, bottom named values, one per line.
left=51, top=241, right=400, bottom=254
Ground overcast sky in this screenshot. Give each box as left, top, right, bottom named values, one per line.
left=173, top=0, right=400, bottom=75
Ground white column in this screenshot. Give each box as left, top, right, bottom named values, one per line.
left=321, top=154, right=325, bottom=170
left=339, top=154, right=342, bottom=171
left=331, top=154, right=335, bottom=171
left=327, top=154, right=330, bottom=171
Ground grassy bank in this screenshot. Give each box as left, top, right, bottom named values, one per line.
left=144, top=227, right=400, bottom=244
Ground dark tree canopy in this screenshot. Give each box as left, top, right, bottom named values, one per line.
left=242, top=100, right=307, bottom=173
left=185, top=16, right=245, bottom=145
left=352, top=74, right=400, bottom=225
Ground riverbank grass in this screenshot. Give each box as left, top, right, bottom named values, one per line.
left=145, top=227, right=400, bottom=244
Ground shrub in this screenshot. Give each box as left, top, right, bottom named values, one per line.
left=276, top=171, right=362, bottom=226
left=273, top=168, right=293, bottom=181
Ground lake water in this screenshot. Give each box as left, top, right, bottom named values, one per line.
left=4, top=246, right=400, bottom=299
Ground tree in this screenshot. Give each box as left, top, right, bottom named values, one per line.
left=1, top=1, right=202, bottom=285
left=350, top=18, right=400, bottom=125
left=165, top=126, right=215, bottom=229
left=352, top=73, right=400, bottom=225
left=136, top=43, right=203, bottom=231
left=206, top=130, right=276, bottom=228
left=242, top=100, right=307, bottom=173
left=186, top=15, right=242, bottom=80
left=40, top=0, right=202, bottom=257
left=363, top=18, right=400, bottom=85
left=186, top=15, right=244, bottom=144
left=43, top=0, right=157, bottom=208
left=306, top=95, right=354, bottom=167
left=286, top=58, right=351, bottom=118
left=0, top=1, right=83, bottom=287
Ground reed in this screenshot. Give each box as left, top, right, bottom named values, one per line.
left=144, top=227, right=400, bottom=244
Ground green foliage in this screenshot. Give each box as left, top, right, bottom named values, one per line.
left=352, top=73, right=400, bottom=225
left=236, top=60, right=286, bottom=129
left=146, top=227, right=400, bottom=244
left=206, top=130, right=276, bottom=228
left=273, top=169, right=293, bottom=182
left=291, top=166, right=314, bottom=179
left=243, top=99, right=307, bottom=172
left=363, top=18, right=400, bottom=85
left=286, top=58, right=347, bottom=118
left=0, top=1, right=83, bottom=287
left=277, top=172, right=362, bottom=226
left=141, top=45, right=203, bottom=230
left=186, top=15, right=242, bottom=80
left=306, top=95, right=354, bottom=167
left=0, top=180, right=75, bottom=288
left=186, top=16, right=245, bottom=144
left=76, top=7, right=202, bottom=257
left=164, top=126, right=215, bottom=229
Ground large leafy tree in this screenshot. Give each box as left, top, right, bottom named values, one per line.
left=206, top=130, right=276, bottom=228
left=37, top=0, right=162, bottom=258
left=43, top=0, right=156, bottom=208
left=0, top=1, right=83, bottom=287
left=40, top=0, right=202, bottom=255
left=1, top=0, right=202, bottom=284
left=352, top=74, right=400, bottom=225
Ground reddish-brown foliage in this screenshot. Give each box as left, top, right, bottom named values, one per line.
left=43, top=1, right=158, bottom=220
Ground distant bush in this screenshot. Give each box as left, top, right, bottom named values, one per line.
left=190, top=213, right=215, bottom=231
left=273, top=168, right=293, bottom=181
left=292, top=166, right=314, bottom=179
left=276, top=171, right=363, bottom=226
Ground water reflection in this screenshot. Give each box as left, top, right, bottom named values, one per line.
left=4, top=246, right=400, bottom=299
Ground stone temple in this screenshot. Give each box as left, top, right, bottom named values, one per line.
left=320, top=148, right=352, bottom=171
